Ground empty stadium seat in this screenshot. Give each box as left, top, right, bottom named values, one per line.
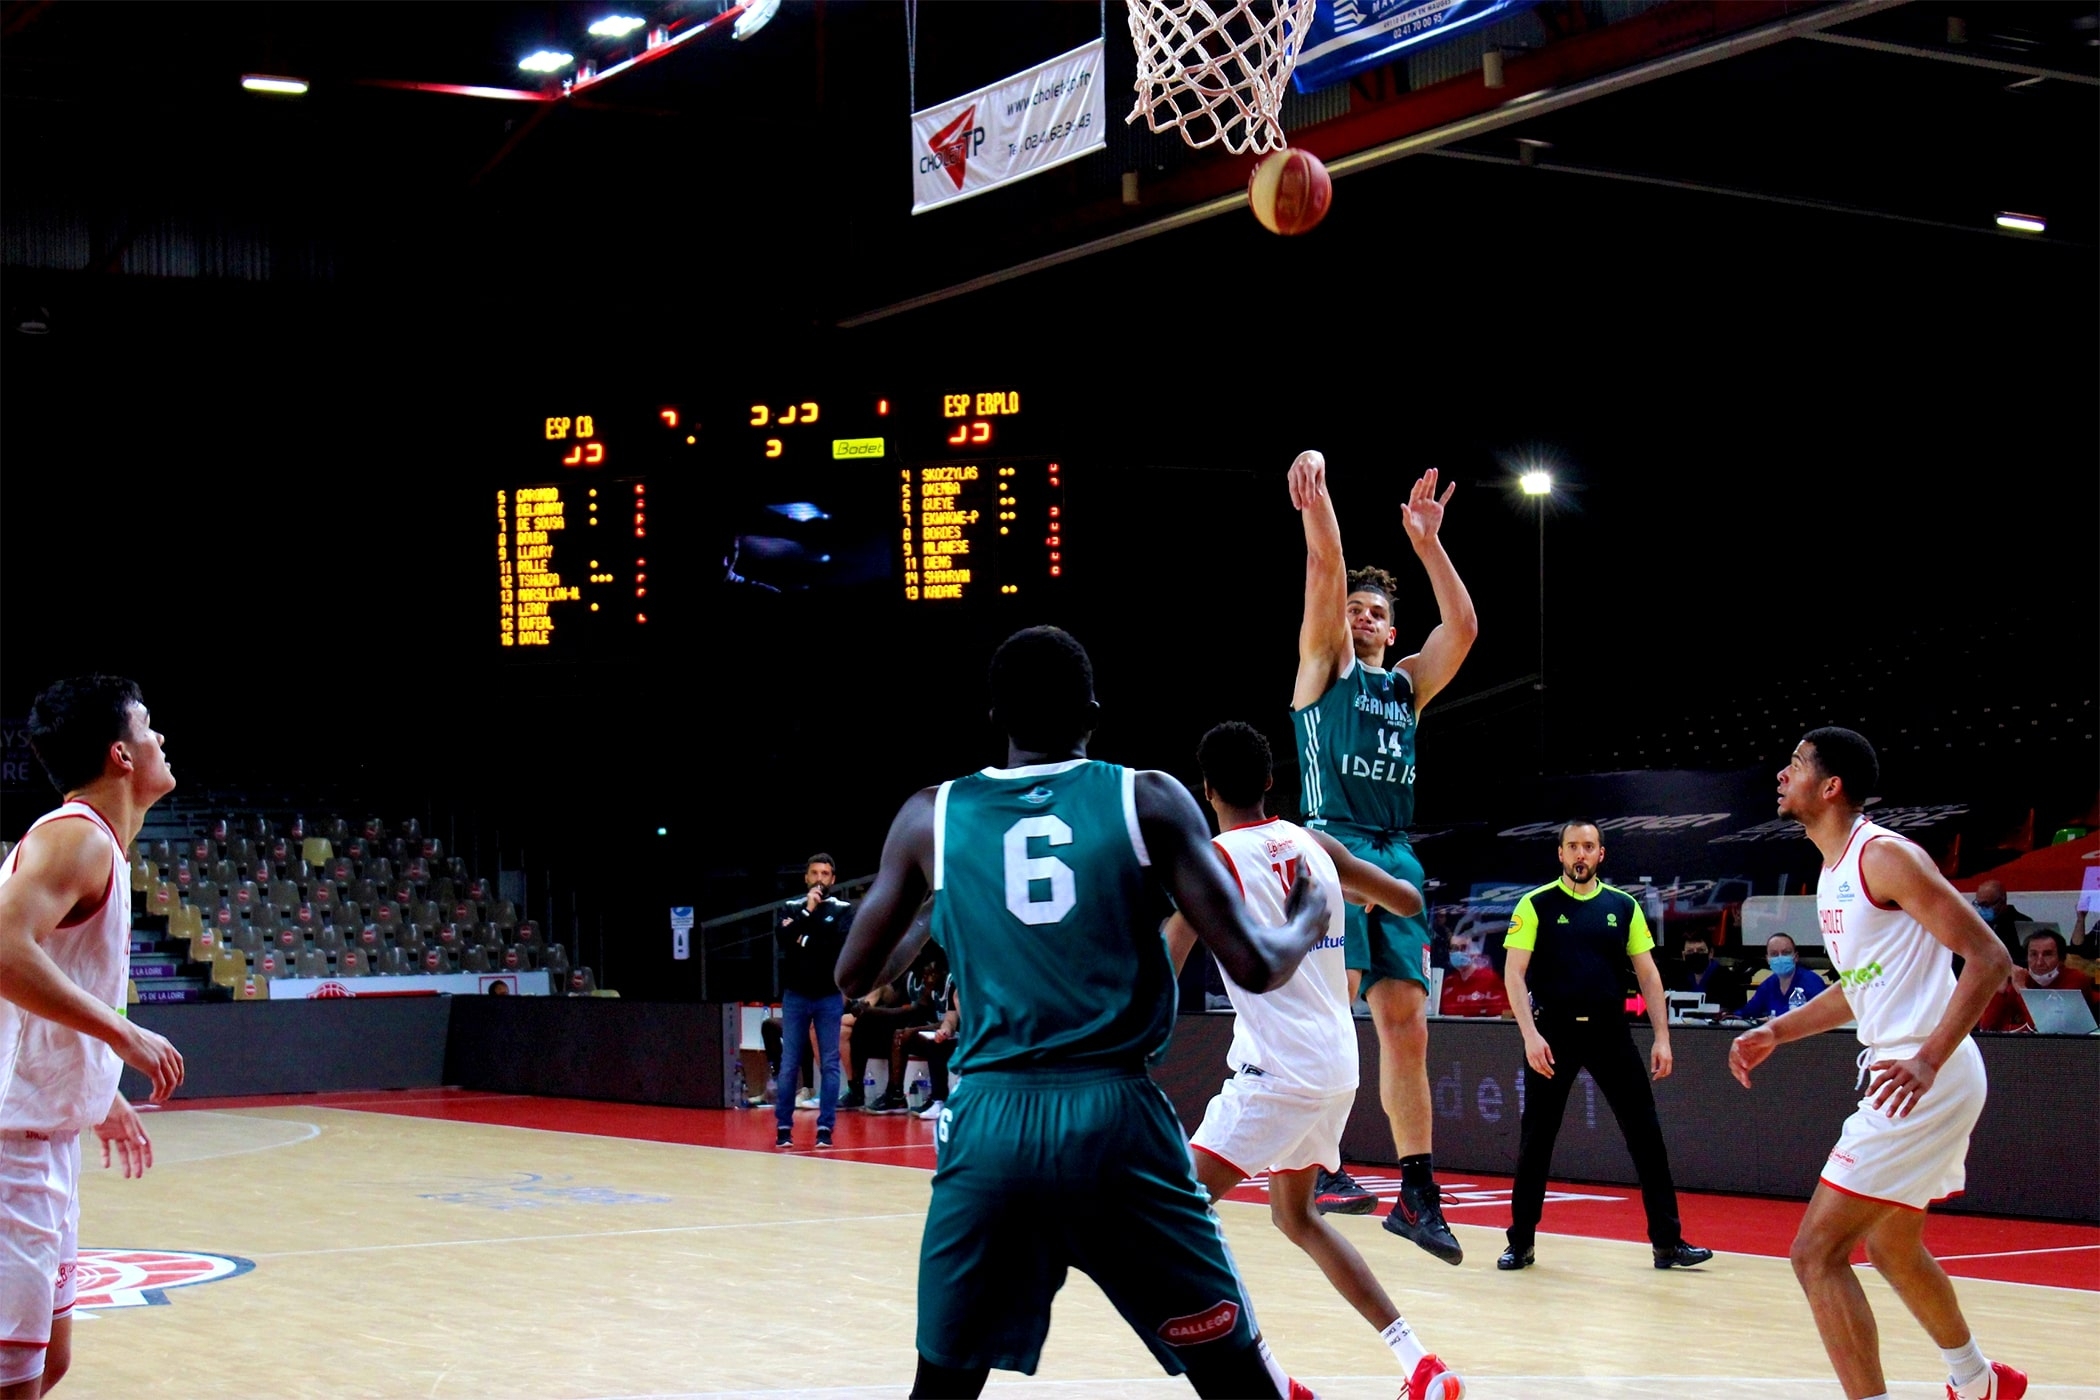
left=314, top=923, right=344, bottom=954
left=380, top=945, right=412, bottom=975
left=296, top=948, right=328, bottom=979
left=130, top=855, right=154, bottom=894
left=431, top=877, right=457, bottom=905
left=147, top=883, right=176, bottom=918
left=255, top=949, right=289, bottom=980
left=301, top=835, right=333, bottom=867
left=409, top=901, right=441, bottom=934
left=269, top=878, right=301, bottom=913
left=462, top=945, right=493, bottom=973
left=354, top=924, right=383, bottom=954
left=488, top=900, right=519, bottom=934
left=450, top=901, right=479, bottom=931
left=365, top=856, right=394, bottom=885
left=420, top=947, right=453, bottom=974
left=568, top=968, right=597, bottom=995
left=513, top=920, right=542, bottom=951
left=338, top=948, right=367, bottom=977
left=541, top=942, right=569, bottom=979
left=147, top=838, right=174, bottom=866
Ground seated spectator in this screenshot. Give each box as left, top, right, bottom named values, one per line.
left=870, top=957, right=955, bottom=1114
left=1733, top=933, right=1828, bottom=1022
left=897, top=990, right=962, bottom=1121
left=2012, top=928, right=2097, bottom=1010
left=1972, top=880, right=2035, bottom=962
left=840, top=944, right=946, bottom=1109
left=1438, top=930, right=1510, bottom=1018
left=1665, top=934, right=1745, bottom=1011
left=1976, top=974, right=2038, bottom=1034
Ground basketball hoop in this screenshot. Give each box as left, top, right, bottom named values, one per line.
left=1127, top=0, right=1317, bottom=154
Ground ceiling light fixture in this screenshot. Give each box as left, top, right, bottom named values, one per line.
left=518, top=50, right=574, bottom=74
left=735, top=0, right=781, bottom=41
left=241, top=74, right=309, bottom=95
left=1994, top=212, right=2046, bottom=233
left=588, top=16, right=647, bottom=38
left=1519, top=470, right=1553, bottom=496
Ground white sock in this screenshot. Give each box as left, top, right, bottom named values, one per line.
left=1860, top=1394, right=1891, bottom=1400
left=1942, top=1339, right=1990, bottom=1397
left=1381, top=1316, right=1427, bottom=1370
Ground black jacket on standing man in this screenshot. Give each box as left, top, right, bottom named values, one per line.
left=778, top=892, right=853, bottom=997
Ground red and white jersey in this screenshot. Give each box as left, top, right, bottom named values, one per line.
left=0, top=802, right=129, bottom=1134
left=1209, top=818, right=1354, bottom=1096
left=1817, top=816, right=1958, bottom=1054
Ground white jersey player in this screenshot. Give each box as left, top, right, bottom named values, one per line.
left=1730, top=728, right=2025, bottom=1400
left=1165, top=723, right=1465, bottom=1400
left=0, top=677, right=185, bottom=1398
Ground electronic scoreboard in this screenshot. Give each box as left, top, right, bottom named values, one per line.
left=494, top=387, right=1067, bottom=654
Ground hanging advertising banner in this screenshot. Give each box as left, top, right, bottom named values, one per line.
left=1292, top=0, right=1535, bottom=94
left=671, top=905, right=694, bottom=961
left=911, top=38, right=1105, bottom=214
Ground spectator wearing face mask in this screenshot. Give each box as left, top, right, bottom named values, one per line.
left=1438, top=932, right=1511, bottom=1017
left=2013, top=929, right=2096, bottom=1010
left=1733, top=933, right=1828, bottom=1022
left=1971, top=880, right=2035, bottom=963
left=1666, top=934, right=1746, bottom=1011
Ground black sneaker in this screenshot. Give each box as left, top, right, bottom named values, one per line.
left=838, top=1089, right=866, bottom=1111
left=1383, top=1181, right=1464, bottom=1265
left=1496, top=1244, right=1535, bottom=1271
left=1653, top=1242, right=1713, bottom=1269
left=869, top=1088, right=908, bottom=1114
left=1313, top=1166, right=1379, bottom=1215
left=774, top=1126, right=793, bottom=1149
left=815, top=1127, right=834, bottom=1149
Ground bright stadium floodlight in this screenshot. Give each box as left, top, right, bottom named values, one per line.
left=1995, top=212, right=2046, bottom=234
left=241, top=74, right=309, bottom=95
left=1520, top=469, right=1553, bottom=496
left=518, top=50, right=575, bottom=74
left=735, top=0, right=781, bottom=41
left=589, top=15, right=647, bottom=38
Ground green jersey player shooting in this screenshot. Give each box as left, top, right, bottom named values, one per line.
left=1288, top=451, right=1477, bottom=1262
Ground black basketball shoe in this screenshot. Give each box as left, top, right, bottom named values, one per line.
left=1312, top=1166, right=1379, bottom=1215
left=1383, top=1181, right=1464, bottom=1264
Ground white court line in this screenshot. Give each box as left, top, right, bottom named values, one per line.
left=1931, top=1243, right=2100, bottom=1262
left=153, top=1112, right=323, bottom=1162
left=246, top=1212, right=925, bottom=1261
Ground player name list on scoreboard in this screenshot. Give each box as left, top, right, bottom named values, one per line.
left=496, top=482, right=645, bottom=647
left=898, top=460, right=1064, bottom=602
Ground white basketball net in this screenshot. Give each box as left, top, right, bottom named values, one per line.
left=1127, top=0, right=1318, bottom=154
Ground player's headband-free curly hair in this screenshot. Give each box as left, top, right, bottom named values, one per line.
left=1345, top=567, right=1401, bottom=610
left=1196, top=721, right=1273, bottom=810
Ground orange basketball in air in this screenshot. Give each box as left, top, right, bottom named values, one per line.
left=1248, top=147, right=1332, bottom=236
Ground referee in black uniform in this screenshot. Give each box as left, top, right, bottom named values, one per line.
left=1497, top=820, right=1712, bottom=1271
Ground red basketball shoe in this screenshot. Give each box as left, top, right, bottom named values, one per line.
left=1947, top=1361, right=2027, bottom=1400
left=1407, top=1353, right=1466, bottom=1400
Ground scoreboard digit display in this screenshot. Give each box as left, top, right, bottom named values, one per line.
left=494, top=385, right=1069, bottom=655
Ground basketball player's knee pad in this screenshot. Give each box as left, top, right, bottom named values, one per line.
left=0, top=1341, right=47, bottom=1388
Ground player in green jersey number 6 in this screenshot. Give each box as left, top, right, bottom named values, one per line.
left=1288, top=450, right=1478, bottom=1261
left=838, top=627, right=1333, bottom=1400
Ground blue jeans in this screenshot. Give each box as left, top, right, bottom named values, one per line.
left=775, top=988, right=843, bottom=1134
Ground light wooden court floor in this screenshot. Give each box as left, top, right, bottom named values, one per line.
left=59, top=1101, right=2098, bottom=1400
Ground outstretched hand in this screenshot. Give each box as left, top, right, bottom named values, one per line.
left=1287, top=450, right=1327, bottom=511
left=1401, top=468, right=1456, bottom=546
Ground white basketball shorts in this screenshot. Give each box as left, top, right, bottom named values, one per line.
left=1820, top=1036, right=1986, bottom=1211
left=0, top=1130, right=82, bottom=1348
left=1189, top=1071, right=1354, bottom=1178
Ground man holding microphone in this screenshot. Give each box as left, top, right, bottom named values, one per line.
left=772, top=853, right=851, bottom=1150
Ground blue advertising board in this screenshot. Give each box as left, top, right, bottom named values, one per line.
left=1292, top=0, right=1535, bottom=94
